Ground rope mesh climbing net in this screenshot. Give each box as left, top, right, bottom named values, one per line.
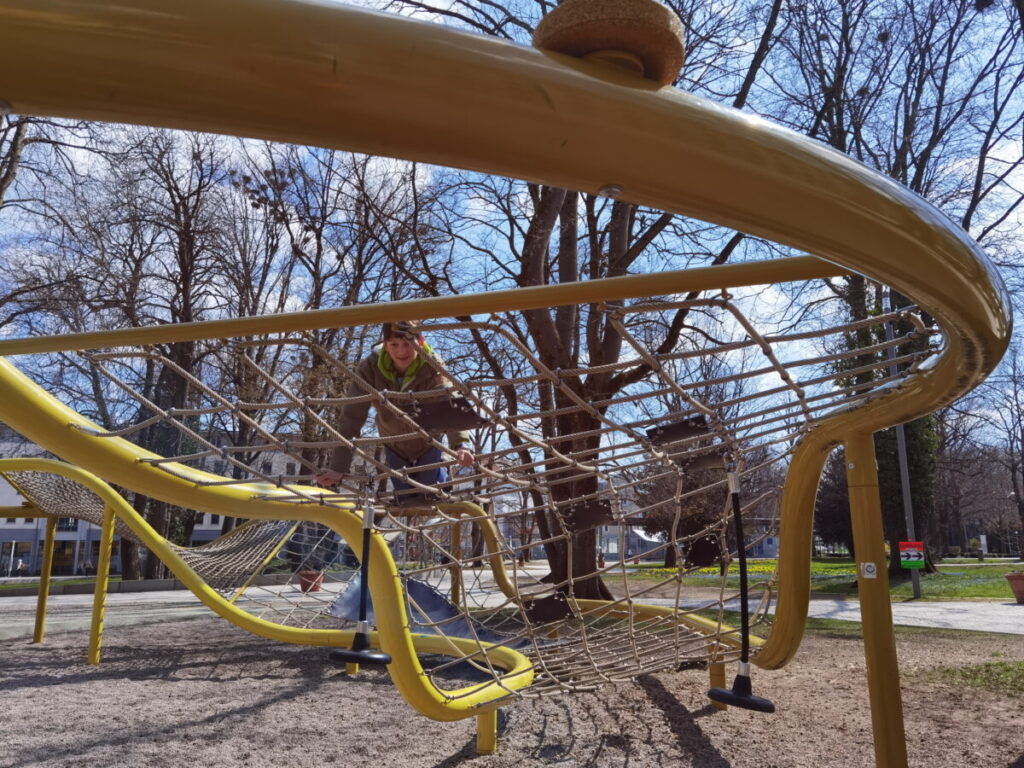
left=22, top=288, right=939, bottom=696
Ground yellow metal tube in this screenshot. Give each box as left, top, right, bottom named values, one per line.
left=437, top=502, right=517, bottom=599
left=754, top=433, right=833, bottom=669
left=845, top=433, right=908, bottom=768
left=709, top=662, right=727, bottom=711
left=476, top=710, right=498, bottom=755
left=32, top=516, right=57, bottom=644
left=0, top=505, right=36, bottom=516
left=87, top=504, right=116, bottom=664
left=0, top=257, right=841, bottom=355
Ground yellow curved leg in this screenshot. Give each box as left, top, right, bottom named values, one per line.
left=32, top=517, right=57, bottom=644
left=709, top=662, right=727, bottom=711
left=87, top=504, right=116, bottom=664
left=476, top=710, right=498, bottom=755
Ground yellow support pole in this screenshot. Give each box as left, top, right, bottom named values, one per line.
left=87, top=504, right=116, bottom=664
left=476, top=709, right=498, bottom=755
left=709, top=662, right=728, bottom=710
left=32, top=516, right=57, bottom=644
left=345, top=663, right=360, bottom=676
left=844, top=432, right=908, bottom=768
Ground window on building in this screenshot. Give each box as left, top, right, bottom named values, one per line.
left=262, top=461, right=273, bottom=474
left=56, top=518, right=78, bottom=531
left=6, top=518, right=14, bottom=523
left=286, top=462, right=296, bottom=476
left=210, top=515, right=220, bottom=525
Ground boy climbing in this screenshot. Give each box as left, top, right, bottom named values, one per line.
left=314, top=321, right=475, bottom=500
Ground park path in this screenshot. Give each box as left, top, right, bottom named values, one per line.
left=2, top=571, right=1021, bottom=640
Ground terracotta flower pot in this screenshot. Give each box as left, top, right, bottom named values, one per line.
left=299, top=570, right=325, bottom=593
left=1006, top=572, right=1024, bottom=605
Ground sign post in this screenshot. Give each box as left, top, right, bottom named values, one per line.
left=884, top=290, right=923, bottom=597
left=899, top=541, right=925, bottom=570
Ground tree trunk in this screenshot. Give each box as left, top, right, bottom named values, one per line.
left=143, top=500, right=170, bottom=580
left=664, top=544, right=678, bottom=569
left=546, top=526, right=610, bottom=600
left=119, top=538, right=141, bottom=581
left=118, top=492, right=148, bottom=580
left=543, top=418, right=613, bottom=600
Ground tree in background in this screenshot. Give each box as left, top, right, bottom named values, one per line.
left=375, top=0, right=788, bottom=600
left=983, top=346, right=1024, bottom=543
left=762, top=0, right=1023, bottom=569
left=814, top=448, right=854, bottom=557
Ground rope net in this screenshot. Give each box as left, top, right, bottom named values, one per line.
left=21, top=288, right=939, bottom=698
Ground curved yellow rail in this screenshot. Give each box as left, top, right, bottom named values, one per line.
left=0, top=458, right=356, bottom=647
left=0, top=0, right=1011, bottom=694
left=0, top=457, right=535, bottom=721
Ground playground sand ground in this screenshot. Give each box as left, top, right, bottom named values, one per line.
left=1, top=617, right=1021, bottom=768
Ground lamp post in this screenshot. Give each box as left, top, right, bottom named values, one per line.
left=1008, top=493, right=1020, bottom=559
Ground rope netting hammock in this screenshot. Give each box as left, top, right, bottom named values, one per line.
left=11, top=289, right=937, bottom=699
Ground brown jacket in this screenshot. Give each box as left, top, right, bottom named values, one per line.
left=329, top=344, right=470, bottom=474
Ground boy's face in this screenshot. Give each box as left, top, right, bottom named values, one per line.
left=384, top=335, right=419, bottom=373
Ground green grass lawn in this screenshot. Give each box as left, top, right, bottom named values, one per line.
left=626, top=558, right=1023, bottom=601
left=923, top=655, right=1024, bottom=696
left=706, top=608, right=1013, bottom=643
left=889, top=564, right=1023, bottom=600
left=5, top=558, right=1021, bottom=601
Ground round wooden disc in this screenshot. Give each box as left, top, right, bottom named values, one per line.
left=533, top=0, right=686, bottom=86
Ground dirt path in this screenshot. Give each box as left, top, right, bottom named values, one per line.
left=1, top=618, right=1021, bottom=768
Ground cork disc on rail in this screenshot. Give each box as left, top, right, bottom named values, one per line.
left=532, top=0, right=686, bottom=86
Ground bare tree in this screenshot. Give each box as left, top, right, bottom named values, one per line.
left=0, top=115, right=99, bottom=332
left=981, top=346, right=1024, bottom=539
left=1, top=127, right=237, bottom=576
left=370, top=0, right=815, bottom=599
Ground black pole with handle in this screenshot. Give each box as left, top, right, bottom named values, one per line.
left=708, top=467, right=774, bottom=713
left=330, top=487, right=391, bottom=666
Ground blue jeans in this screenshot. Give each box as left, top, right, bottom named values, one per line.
left=384, top=445, right=448, bottom=493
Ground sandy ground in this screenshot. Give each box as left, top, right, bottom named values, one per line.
left=1, top=617, right=1022, bottom=768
